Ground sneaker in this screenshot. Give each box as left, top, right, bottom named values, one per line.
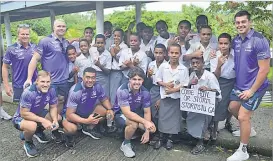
left=51, top=130, right=63, bottom=143
left=227, top=149, right=249, bottom=161
left=23, top=141, right=39, bottom=158
left=82, top=126, right=102, bottom=140
left=64, top=134, right=75, bottom=148
left=120, top=142, right=135, bottom=158
left=19, top=132, right=25, bottom=140
left=33, top=131, right=50, bottom=143
left=232, top=127, right=257, bottom=137
left=0, top=107, right=12, bottom=120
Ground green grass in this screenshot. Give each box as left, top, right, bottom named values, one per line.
left=260, top=102, right=273, bottom=108
left=268, top=67, right=272, bottom=81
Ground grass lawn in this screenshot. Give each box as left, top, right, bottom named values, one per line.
left=260, top=102, right=273, bottom=108
left=268, top=67, right=272, bottom=80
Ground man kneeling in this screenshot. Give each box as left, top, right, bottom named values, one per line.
left=113, top=67, right=156, bottom=158
left=12, top=71, right=62, bottom=158
left=62, top=67, right=114, bottom=147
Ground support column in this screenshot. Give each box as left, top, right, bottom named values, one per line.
left=4, top=13, right=12, bottom=47
left=50, top=9, right=56, bottom=32
left=135, top=2, right=141, bottom=23
left=96, top=1, right=104, bottom=34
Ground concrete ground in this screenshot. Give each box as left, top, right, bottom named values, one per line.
left=0, top=102, right=272, bottom=161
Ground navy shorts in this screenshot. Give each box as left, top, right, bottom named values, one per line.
left=230, top=88, right=267, bottom=111
left=13, top=87, right=24, bottom=102
left=115, top=112, right=144, bottom=129
left=13, top=109, right=49, bottom=130
left=51, top=82, right=69, bottom=97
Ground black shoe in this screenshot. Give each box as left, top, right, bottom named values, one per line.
left=24, top=141, right=39, bottom=158
left=154, top=140, right=163, bottom=150
left=82, top=125, right=102, bottom=140
left=225, top=122, right=237, bottom=133
left=33, top=131, right=49, bottom=143
left=165, top=139, right=173, bottom=150
left=51, top=130, right=63, bottom=143
left=191, top=144, right=205, bottom=155
left=64, top=134, right=75, bottom=148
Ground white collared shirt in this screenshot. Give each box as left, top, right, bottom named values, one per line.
left=190, top=70, right=222, bottom=100
left=75, top=53, right=93, bottom=78
left=140, top=36, right=156, bottom=53
left=210, top=49, right=235, bottom=79
left=110, top=42, right=128, bottom=70
left=105, top=35, right=114, bottom=51
left=148, top=60, right=167, bottom=85
left=185, top=41, right=218, bottom=69
left=89, top=47, right=112, bottom=72
left=156, top=62, right=189, bottom=99
left=119, top=48, right=148, bottom=78
left=189, top=34, right=218, bottom=45
left=153, top=33, right=175, bottom=49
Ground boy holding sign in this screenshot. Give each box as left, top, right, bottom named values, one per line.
left=154, top=43, right=189, bottom=150
left=187, top=57, right=221, bottom=155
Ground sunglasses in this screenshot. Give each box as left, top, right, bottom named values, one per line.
left=18, top=24, right=30, bottom=28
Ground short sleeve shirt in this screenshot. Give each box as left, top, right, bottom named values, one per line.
left=74, top=53, right=93, bottom=79
left=89, top=47, right=112, bottom=71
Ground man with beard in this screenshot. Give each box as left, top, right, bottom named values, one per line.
left=183, top=25, right=217, bottom=69
left=25, top=19, right=69, bottom=142
left=153, top=20, right=175, bottom=49
left=12, top=71, right=62, bottom=157
left=119, top=33, right=148, bottom=84
left=70, top=27, right=94, bottom=54
left=113, top=67, right=156, bottom=158
left=62, top=67, right=114, bottom=147
left=227, top=10, right=271, bottom=161
left=89, top=34, right=112, bottom=97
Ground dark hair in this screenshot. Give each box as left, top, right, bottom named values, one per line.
left=83, top=67, right=96, bottom=76
left=156, top=20, right=168, bottom=30
left=154, top=43, right=167, bottom=54
left=84, top=27, right=93, bottom=33
left=95, top=34, right=106, bottom=43
left=104, top=21, right=112, bottom=27
left=218, top=33, right=232, bottom=42
left=168, top=43, right=182, bottom=54
left=199, top=25, right=212, bottom=32
left=196, top=15, right=208, bottom=24
left=128, top=67, right=145, bottom=80
left=178, top=20, right=191, bottom=29
left=234, top=10, right=251, bottom=20
left=191, top=56, right=204, bottom=62
left=144, top=26, right=154, bottom=33
left=79, top=38, right=90, bottom=46
left=136, top=22, right=146, bottom=31
left=130, top=33, right=141, bottom=42
left=113, top=28, right=124, bottom=38
left=66, top=45, right=76, bottom=54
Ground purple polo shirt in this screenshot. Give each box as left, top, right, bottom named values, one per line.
left=113, top=83, right=151, bottom=114
left=35, top=34, right=69, bottom=84
left=3, top=42, right=38, bottom=88
left=13, top=84, right=57, bottom=119
left=232, top=29, right=270, bottom=91
left=66, top=82, right=107, bottom=118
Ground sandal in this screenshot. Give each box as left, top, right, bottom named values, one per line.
left=191, top=144, right=206, bottom=155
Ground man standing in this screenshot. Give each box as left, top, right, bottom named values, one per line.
left=227, top=10, right=270, bottom=161
left=25, top=19, right=69, bottom=114
left=2, top=24, right=38, bottom=103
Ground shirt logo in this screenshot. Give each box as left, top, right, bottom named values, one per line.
left=90, top=90, right=97, bottom=98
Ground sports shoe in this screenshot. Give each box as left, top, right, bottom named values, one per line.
left=120, top=142, right=135, bottom=158
left=0, top=107, right=12, bottom=120
left=51, top=130, right=63, bottom=143
left=82, top=125, right=102, bottom=140
left=33, top=131, right=50, bottom=143
left=19, top=132, right=25, bottom=140
left=23, top=141, right=39, bottom=158
left=227, top=149, right=249, bottom=161
left=64, top=134, right=75, bottom=148
left=232, top=127, right=257, bottom=137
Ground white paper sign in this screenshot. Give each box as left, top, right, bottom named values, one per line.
left=180, top=88, right=216, bottom=116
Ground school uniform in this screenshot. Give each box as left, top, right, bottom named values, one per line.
left=153, top=33, right=175, bottom=49
left=68, top=61, right=77, bottom=90
left=74, top=53, right=93, bottom=82
left=156, top=62, right=189, bottom=134
left=186, top=70, right=221, bottom=139
left=210, top=50, right=236, bottom=121
left=89, top=47, right=112, bottom=97
left=148, top=60, right=167, bottom=126
left=109, top=42, right=128, bottom=105
left=140, top=37, right=156, bottom=64
left=119, top=48, right=148, bottom=84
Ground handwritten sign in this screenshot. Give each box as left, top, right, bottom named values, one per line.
left=180, top=88, right=216, bottom=116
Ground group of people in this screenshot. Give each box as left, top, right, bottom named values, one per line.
left=1, top=10, right=271, bottom=161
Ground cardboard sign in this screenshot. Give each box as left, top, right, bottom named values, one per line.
left=180, top=88, right=216, bottom=116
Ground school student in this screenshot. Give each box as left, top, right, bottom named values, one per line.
left=89, top=34, right=112, bottom=97
left=119, top=33, right=148, bottom=84
left=109, top=28, right=129, bottom=105
left=154, top=43, right=189, bottom=150
left=187, top=57, right=221, bottom=155
left=66, top=45, right=79, bottom=90
left=210, top=33, right=236, bottom=139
